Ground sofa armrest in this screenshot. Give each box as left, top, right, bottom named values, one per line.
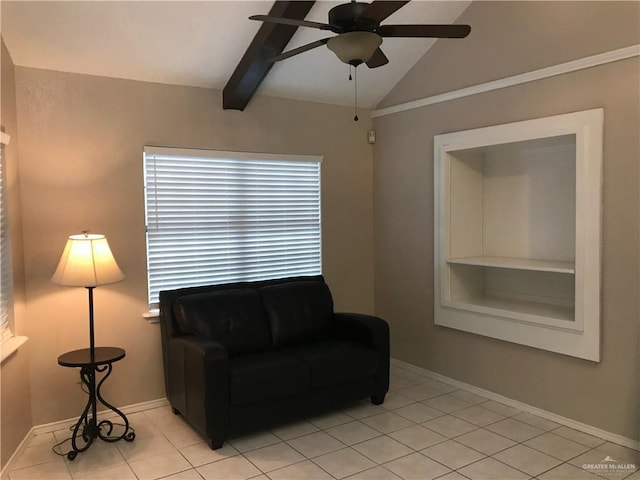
left=167, top=336, right=229, bottom=447
left=334, top=313, right=389, bottom=351
left=334, top=312, right=390, bottom=393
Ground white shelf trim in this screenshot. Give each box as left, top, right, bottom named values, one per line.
left=372, top=44, right=640, bottom=118
left=434, top=109, right=603, bottom=361
left=447, top=256, right=575, bottom=274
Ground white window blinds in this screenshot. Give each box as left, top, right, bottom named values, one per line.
left=143, top=147, right=322, bottom=306
left=0, top=141, right=13, bottom=330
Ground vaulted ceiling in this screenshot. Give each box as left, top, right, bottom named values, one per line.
left=1, top=1, right=470, bottom=109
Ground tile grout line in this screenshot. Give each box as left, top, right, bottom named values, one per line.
left=386, top=377, right=632, bottom=480
left=8, top=369, right=638, bottom=480
left=391, top=360, right=640, bottom=451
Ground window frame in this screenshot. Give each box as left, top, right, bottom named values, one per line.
left=1, top=134, right=13, bottom=333
left=1, top=131, right=28, bottom=362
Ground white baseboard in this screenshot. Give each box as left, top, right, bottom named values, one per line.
left=30, top=397, right=169, bottom=437
left=1, top=397, right=169, bottom=477
left=1, top=425, right=33, bottom=479
left=391, top=358, right=640, bottom=451
left=4, top=363, right=638, bottom=477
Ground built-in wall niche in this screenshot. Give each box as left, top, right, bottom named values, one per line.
left=434, top=109, right=603, bottom=361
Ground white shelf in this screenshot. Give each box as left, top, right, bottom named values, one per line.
left=446, top=256, right=575, bottom=274
left=447, top=294, right=575, bottom=323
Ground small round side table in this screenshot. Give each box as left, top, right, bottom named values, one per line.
left=58, top=346, right=135, bottom=460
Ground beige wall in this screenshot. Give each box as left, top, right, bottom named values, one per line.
left=379, top=1, right=640, bottom=108
left=5, top=0, right=638, bottom=455
left=13, top=67, right=375, bottom=425
left=1, top=39, right=32, bottom=468
left=373, top=1, right=639, bottom=440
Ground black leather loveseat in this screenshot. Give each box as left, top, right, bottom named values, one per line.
left=159, top=275, right=389, bottom=449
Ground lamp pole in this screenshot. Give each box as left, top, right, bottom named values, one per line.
left=86, top=286, right=98, bottom=437
left=87, top=286, right=95, bottom=363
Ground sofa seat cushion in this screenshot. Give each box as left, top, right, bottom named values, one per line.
left=173, top=289, right=272, bottom=355
left=229, top=352, right=310, bottom=406
left=284, top=340, right=379, bottom=389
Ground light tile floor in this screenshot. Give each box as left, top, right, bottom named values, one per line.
left=5, top=364, right=639, bottom=480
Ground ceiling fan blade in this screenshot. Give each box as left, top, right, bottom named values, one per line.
left=366, top=48, right=389, bottom=68
left=249, top=15, right=332, bottom=31
left=360, top=1, right=411, bottom=23
left=377, top=24, right=471, bottom=38
left=269, top=38, right=331, bottom=63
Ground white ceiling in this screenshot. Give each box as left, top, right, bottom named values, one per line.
left=1, top=1, right=470, bottom=108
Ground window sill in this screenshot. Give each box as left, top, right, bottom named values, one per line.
left=1, top=335, right=29, bottom=364
left=143, top=309, right=159, bottom=324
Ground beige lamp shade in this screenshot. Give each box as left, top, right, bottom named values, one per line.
left=52, top=233, right=125, bottom=287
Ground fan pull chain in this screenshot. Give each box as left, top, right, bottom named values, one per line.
left=353, top=66, right=359, bottom=122
left=346, top=65, right=359, bottom=122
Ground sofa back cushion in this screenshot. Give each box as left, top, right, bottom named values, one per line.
left=260, top=281, right=334, bottom=349
left=173, top=289, right=272, bottom=355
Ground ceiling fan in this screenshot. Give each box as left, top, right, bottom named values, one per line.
left=250, top=0, right=471, bottom=68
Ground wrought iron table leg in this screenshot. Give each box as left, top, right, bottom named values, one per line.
left=67, top=366, right=98, bottom=460
left=67, top=363, right=135, bottom=460
left=95, top=363, right=135, bottom=442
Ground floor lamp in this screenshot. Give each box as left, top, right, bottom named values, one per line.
left=52, top=232, right=125, bottom=357
left=52, top=231, right=133, bottom=459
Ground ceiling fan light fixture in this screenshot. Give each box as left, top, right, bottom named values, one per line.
left=327, top=31, right=382, bottom=66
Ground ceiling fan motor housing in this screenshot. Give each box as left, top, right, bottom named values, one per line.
left=329, top=2, right=378, bottom=33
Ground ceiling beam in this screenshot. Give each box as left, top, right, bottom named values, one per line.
left=223, top=1, right=315, bottom=111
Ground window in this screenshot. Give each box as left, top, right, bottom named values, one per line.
left=1, top=138, right=13, bottom=336
left=143, top=147, right=322, bottom=307
left=1, top=131, right=27, bottom=362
